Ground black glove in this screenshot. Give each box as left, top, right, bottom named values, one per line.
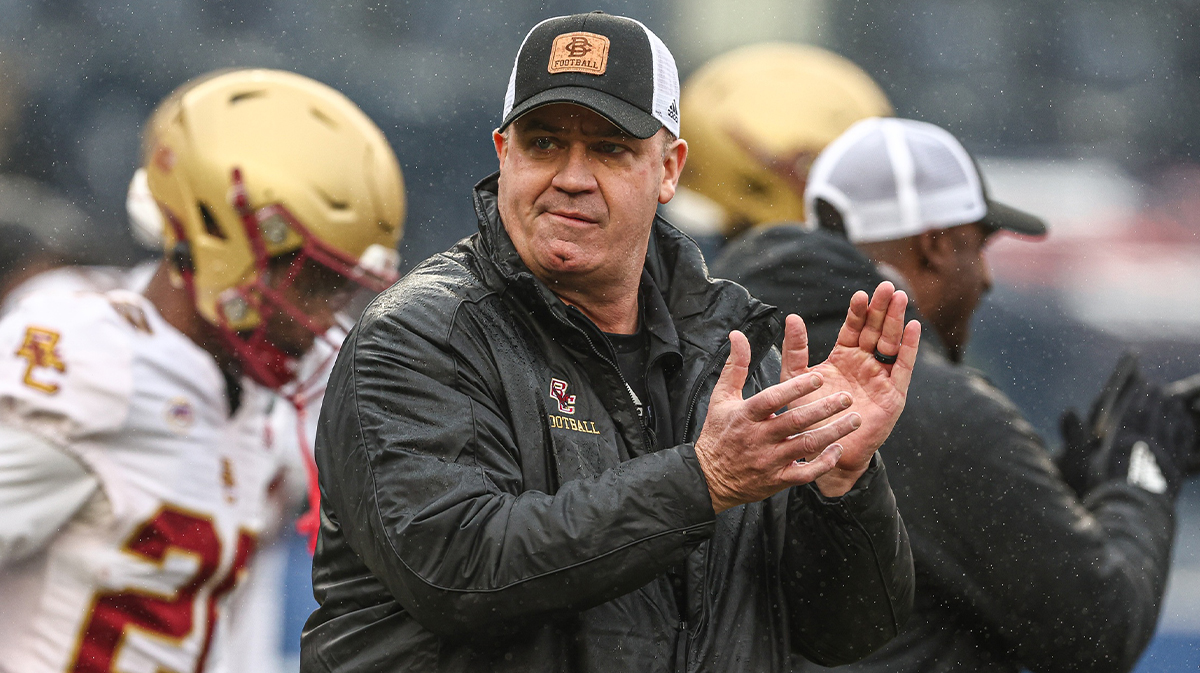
left=1057, top=353, right=1195, bottom=500
left=1164, top=371, right=1200, bottom=474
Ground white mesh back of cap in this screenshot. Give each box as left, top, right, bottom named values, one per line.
left=826, top=129, right=897, bottom=204
left=905, top=122, right=986, bottom=230
left=631, top=19, right=680, bottom=137
left=805, top=117, right=988, bottom=243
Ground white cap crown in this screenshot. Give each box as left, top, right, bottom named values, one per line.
left=805, top=117, right=988, bottom=243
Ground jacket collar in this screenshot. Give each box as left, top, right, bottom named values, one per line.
left=470, top=172, right=779, bottom=358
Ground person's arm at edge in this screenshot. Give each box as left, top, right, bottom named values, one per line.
left=935, top=376, right=1172, bottom=673
left=0, top=425, right=99, bottom=566
left=777, top=454, right=913, bottom=666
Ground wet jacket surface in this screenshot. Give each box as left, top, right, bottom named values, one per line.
left=299, top=176, right=914, bottom=673
left=712, top=225, right=1177, bottom=673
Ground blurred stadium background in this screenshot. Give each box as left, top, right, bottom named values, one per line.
left=1, top=0, right=1197, bottom=670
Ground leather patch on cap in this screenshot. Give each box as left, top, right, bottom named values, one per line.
left=548, top=32, right=610, bottom=76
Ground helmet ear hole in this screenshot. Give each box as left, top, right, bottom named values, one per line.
left=197, top=202, right=227, bottom=240
left=743, top=176, right=770, bottom=197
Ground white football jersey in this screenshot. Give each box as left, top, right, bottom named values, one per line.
left=0, top=266, right=139, bottom=317
left=0, top=289, right=282, bottom=673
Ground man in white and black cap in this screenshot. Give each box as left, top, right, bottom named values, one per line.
left=304, top=12, right=924, bottom=672
left=799, top=117, right=1046, bottom=362
left=713, top=117, right=1200, bottom=672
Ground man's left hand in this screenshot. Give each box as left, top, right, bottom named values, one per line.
left=781, top=281, right=921, bottom=497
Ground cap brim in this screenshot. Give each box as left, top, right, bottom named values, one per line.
left=500, top=86, right=662, bottom=139
left=982, top=199, right=1048, bottom=238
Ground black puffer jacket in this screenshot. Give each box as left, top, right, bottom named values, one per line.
left=300, top=177, right=914, bottom=672
left=712, top=225, right=1177, bottom=673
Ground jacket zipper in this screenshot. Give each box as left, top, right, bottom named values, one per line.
left=673, top=316, right=772, bottom=673
left=553, top=306, right=697, bottom=672
left=546, top=292, right=771, bottom=673
left=680, top=314, right=774, bottom=441
left=681, top=341, right=729, bottom=441
left=676, top=618, right=689, bottom=672
left=550, top=306, right=654, bottom=453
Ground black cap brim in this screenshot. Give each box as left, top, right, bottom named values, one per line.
left=982, top=199, right=1048, bottom=238
left=500, top=86, right=663, bottom=139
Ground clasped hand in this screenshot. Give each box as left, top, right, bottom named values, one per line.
left=695, top=282, right=921, bottom=512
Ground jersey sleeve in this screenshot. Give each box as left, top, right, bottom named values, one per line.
left=0, top=291, right=134, bottom=445
left=0, top=424, right=100, bottom=566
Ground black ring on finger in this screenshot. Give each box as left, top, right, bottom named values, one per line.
left=873, top=349, right=898, bottom=365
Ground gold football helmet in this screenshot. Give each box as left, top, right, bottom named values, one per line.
left=142, top=68, right=405, bottom=388
left=680, top=43, right=892, bottom=237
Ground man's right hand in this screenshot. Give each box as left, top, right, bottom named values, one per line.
left=694, top=329, right=861, bottom=514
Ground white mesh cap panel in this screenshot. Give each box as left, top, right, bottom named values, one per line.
left=905, top=123, right=986, bottom=229
left=824, top=129, right=897, bottom=204
left=908, top=128, right=968, bottom=191
left=805, top=117, right=989, bottom=243
left=805, top=118, right=905, bottom=241
left=631, top=19, right=680, bottom=137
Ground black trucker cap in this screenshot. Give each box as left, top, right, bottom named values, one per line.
left=500, top=12, right=681, bottom=139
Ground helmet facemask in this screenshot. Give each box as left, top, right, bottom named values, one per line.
left=166, top=167, right=399, bottom=390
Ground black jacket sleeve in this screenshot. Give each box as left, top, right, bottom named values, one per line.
left=779, top=456, right=914, bottom=666
left=317, top=291, right=718, bottom=638
left=908, top=359, right=1174, bottom=672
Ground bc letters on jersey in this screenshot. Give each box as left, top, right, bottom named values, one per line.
left=0, top=289, right=282, bottom=673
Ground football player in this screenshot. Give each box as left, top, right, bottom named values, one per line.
left=0, top=68, right=404, bottom=673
